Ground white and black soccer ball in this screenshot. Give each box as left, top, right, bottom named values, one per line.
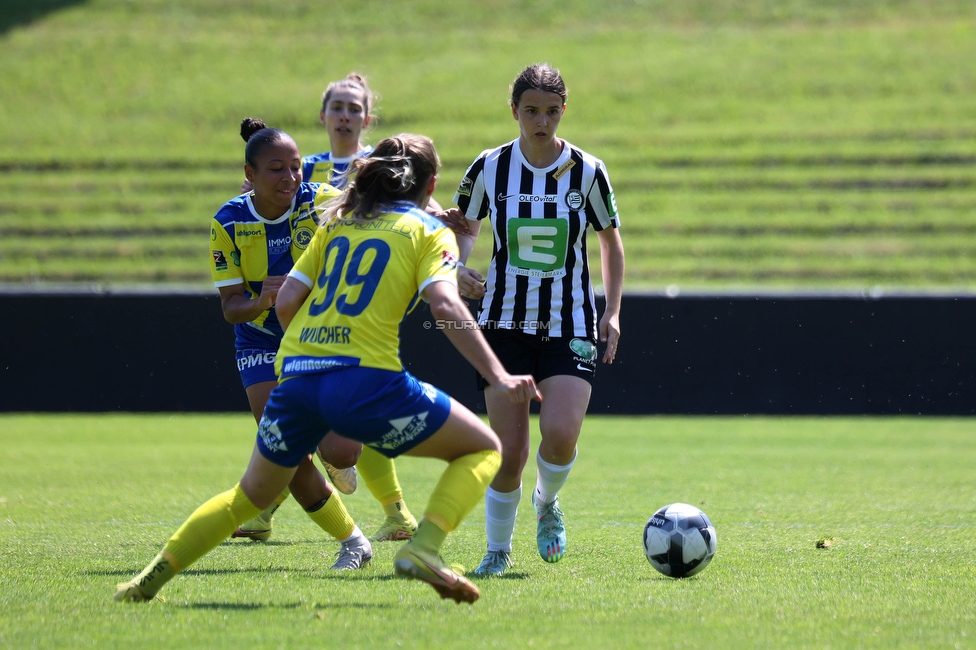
left=642, top=503, right=717, bottom=578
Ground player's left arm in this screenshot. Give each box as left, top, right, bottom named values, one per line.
left=275, top=276, right=312, bottom=331
left=597, top=225, right=624, bottom=364
left=424, top=280, right=541, bottom=403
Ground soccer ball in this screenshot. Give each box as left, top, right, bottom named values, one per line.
left=642, top=503, right=717, bottom=578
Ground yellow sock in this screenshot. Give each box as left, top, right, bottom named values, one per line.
left=163, top=483, right=261, bottom=572
left=305, top=493, right=355, bottom=541
left=245, top=486, right=290, bottom=528
left=357, top=446, right=403, bottom=505
left=423, top=450, right=501, bottom=535
left=127, top=551, right=179, bottom=598
left=411, top=519, right=447, bottom=553
left=382, top=499, right=415, bottom=523
left=274, top=488, right=290, bottom=506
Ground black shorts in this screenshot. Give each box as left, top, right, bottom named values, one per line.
left=476, top=327, right=598, bottom=390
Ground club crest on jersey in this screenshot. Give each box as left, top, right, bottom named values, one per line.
left=212, top=250, right=228, bottom=271
left=565, top=189, right=584, bottom=211
left=293, top=226, right=315, bottom=250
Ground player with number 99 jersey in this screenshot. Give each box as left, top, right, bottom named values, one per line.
left=276, top=202, right=460, bottom=379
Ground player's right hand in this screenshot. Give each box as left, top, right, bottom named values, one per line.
left=494, top=373, right=542, bottom=404
left=458, top=266, right=487, bottom=300
left=260, top=275, right=287, bottom=307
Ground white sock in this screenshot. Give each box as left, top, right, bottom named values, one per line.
left=339, top=525, right=366, bottom=546
left=535, top=448, right=577, bottom=505
left=484, top=485, right=521, bottom=553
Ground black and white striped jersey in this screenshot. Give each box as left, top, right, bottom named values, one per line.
left=453, top=138, right=620, bottom=338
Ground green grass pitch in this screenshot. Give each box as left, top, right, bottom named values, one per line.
left=1, top=414, right=973, bottom=648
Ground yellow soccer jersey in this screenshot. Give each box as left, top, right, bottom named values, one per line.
left=276, top=202, right=459, bottom=377
left=210, top=182, right=340, bottom=345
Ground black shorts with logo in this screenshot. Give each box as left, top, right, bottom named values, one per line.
left=476, top=327, right=598, bottom=390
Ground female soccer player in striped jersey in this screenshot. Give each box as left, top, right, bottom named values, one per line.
left=116, top=134, right=540, bottom=604
left=451, top=63, right=625, bottom=576
left=209, top=118, right=373, bottom=569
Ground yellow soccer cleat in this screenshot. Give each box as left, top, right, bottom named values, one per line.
left=369, top=512, right=418, bottom=542
left=393, top=543, right=480, bottom=604
left=232, top=511, right=274, bottom=542
left=113, top=581, right=163, bottom=603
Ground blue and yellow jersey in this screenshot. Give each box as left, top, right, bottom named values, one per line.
left=210, top=182, right=340, bottom=348
left=276, top=202, right=459, bottom=378
left=302, top=146, right=374, bottom=188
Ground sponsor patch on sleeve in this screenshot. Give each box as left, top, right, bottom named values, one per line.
left=456, top=176, right=473, bottom=197
left=440, top=249, right=459, bottom=270
left=607, top=191, right=618, bottom=218
left=212, top=250, right=228, bottom=271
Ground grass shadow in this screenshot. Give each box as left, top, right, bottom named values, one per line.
left=313, top=572, right=396, bottom=583
left=467, top=571, right=532, bottom=581
left=88, top=567, right=310, bottom=577
left=219, top=539, right=299, bottom=547
left=181, top=601, right=395, bottom=611
left=0, top=0, right=90, bottom=36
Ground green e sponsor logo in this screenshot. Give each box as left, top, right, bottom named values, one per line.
left=607, top=191, right=618, bottom=218
left=507, top=218, right=568, bottom=272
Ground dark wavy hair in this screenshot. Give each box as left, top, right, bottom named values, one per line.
left=318, top=134, right=440, bottom=225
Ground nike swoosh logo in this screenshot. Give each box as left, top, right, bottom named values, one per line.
left=497, top=193, right=515, bottom=202
left=576, top=364, right=594, bottom=372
